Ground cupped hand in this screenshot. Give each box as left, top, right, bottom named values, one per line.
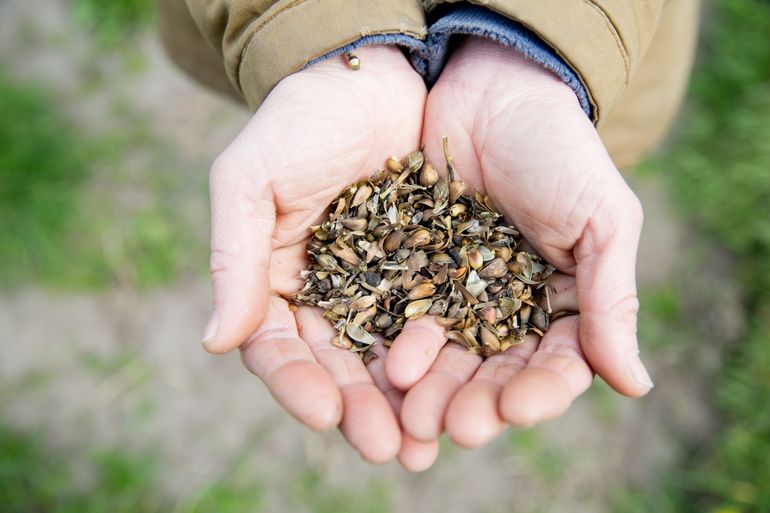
left=201, top=46, right=437, bottom=468
left=387, top=37, right=653, bottom=448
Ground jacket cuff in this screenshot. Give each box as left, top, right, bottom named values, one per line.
left=237, top=0, right=427, bottom=110
left=430, top=0, right=633, bottom=124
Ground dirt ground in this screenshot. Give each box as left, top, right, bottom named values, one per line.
left=0, top=1, right=735, bottom=511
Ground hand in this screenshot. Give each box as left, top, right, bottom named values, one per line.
left=201, top=46, right=437, bottom=469
left=386, top=38, right=653, bottom=448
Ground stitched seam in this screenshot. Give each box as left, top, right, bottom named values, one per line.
left=580, top=0, right=630, bottom=83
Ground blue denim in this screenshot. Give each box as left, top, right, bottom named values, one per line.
left=304, top=4, right=592, bottom=118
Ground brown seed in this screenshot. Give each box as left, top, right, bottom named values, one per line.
left=342, top=217, right=368, bottom=231
left=447, top=330, right=475, bottom=348
left=468, top=247, right=484, bottom=270
left=351, top=183, right=372, bottom=207
left=495, top=247, right=513, bottom=261
left=383, top=230, right=404, bottom=253
left=386, top=156, right=404, bottom=173
left=349, top=295, right=377, bottom=311
left=331, top=240, right=361, bottom=266
left=530, top=305, right=548, bottom=332
left=431, top=253, right=455, bottom=265
left=480, top=307, right=497, bottom=324
left=408, top=282, right=436, bottom=300
left=479, top=258, right=508, bottom=279
left=403, top=229, right=431, bottom=248
left=480, top=325, right=501, bottom=352
left=448, top=203, right=467, bottom=217
left=353, top=305, right=377, bottom=326
left=294, top=141, right=554, bottom=360
left=420, top=162, right=439, bottom=187
left=449, top=180, right=467, bottom=203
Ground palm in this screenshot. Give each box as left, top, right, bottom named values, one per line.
left=204, top=46, right=438, bottom=469
left=387, top=38, right=650, bottom=448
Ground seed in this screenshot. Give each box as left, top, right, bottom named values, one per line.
left=342, top=217, right=368, bottom=231
left=375, top=313, right=394, bottom=329
left=386, top=156, right=404, bottom=173
left=420, top=162, right=439, bottom=186
left=363, top=271, right=382, bottom=286
left=383, top=230, right=405, bottom=253
left=349, top=295, right=377, bottom=311
left=449, top=180, right=467, bottom=203
left=351, top=183, right=373, bottom=207
left=479, top=258, right=508, bottom=279
left=407, top=150, right=425, bottom=172
left=468, top=247, right=484, bottom=270
left=405, top=299, right=433, bottom=320
left=480, top=325, right=501, bottom=352
left=408, top=282, right=436, bottom=300
left=431, top=253, right=455, bottom=265
left=403, top=229, right=431, bottom=248
left=293, top=142, right=554, bottom=359
left=346, top=323, right=376, bottom=346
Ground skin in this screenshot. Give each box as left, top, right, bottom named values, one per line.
left=202, top=39, right=654, bottom=469
left=388, top=38, right=653, bottom=449
left=201, top=46, right=434, bottom=467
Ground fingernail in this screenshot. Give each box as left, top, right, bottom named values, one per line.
left=627, top=352, right=654, bottom=389
left=201, top=310, right=220, bottom=347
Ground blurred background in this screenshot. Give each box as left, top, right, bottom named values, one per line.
left=0, top=0, right=768, bottom=512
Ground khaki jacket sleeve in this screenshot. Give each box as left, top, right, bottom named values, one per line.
left=431, top=0, right=666, bottom=125
left=183, top=0, right=427, bottom=110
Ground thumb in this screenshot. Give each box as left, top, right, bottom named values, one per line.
left=202, top=159, right=275, bottom=354
left=576, top=189, right=653, bottom=397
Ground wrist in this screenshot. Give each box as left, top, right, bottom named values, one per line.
left=444, top=37, right=580, bottom=111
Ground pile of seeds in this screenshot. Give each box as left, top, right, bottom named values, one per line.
left=294, top=139, right=555, bottom=359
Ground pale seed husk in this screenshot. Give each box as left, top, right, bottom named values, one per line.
left=405, top=299, right=433, bottom=320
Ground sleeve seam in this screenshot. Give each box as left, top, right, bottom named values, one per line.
left=235, top=0, right=310, bottom=93
left=581, top=0, right=630, bottom=84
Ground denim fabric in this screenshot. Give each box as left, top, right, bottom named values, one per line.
left=303, top=5, right=592, bottom=118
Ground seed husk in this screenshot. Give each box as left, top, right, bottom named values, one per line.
left=293, top=141, right=556, bottom=359
left=420, top=163, right=439, bottom=187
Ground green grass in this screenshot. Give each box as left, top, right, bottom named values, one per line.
left=0, top=72, right=202, bottom=290
left=72, top=0, right=155, bottom=44
left=0, top=73, right=92, bottom=287
left=291, top=467, right=392, bottom=513
left=622, top=0, right=770, bottom=511
left=0, top=421, right=398, bottom=513
left=0, top=423, right=265, bottom=513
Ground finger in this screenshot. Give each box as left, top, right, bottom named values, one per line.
left=575, top=192, right=653, bottom=396
left=539, top=273, right=578, bottom=313
left=444, top=335, right=539, bottom=448
left=385, top=315, right=448, bottom=390
left=366, top=344, right=439, bottom=472
left=240, top=296, right=342, bottom=431
left=295, top=307, right=401, bottom=464
left=421, top=93, right=485, bottom=193
left=203, top=161, right=274, bottom=354
left=500, top=316, right=593, bottom=427
left=401, top=343, right=482, bottom=442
